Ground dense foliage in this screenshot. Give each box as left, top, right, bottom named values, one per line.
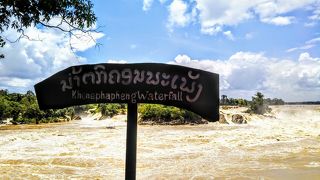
left=220, top=94, right=285, bottom=107
left=248, top=92, right=271, bottom=114
left=220, top=95, right=248, bottom=106
left=0, top=89, right=74, bottom=124
left=72, top=103, right=126, bottom=118
left=264, top=98, right=285, bottom=105
left=0, top=89, right=285, bottom=125
left=0, top=89, right=128, bottom=124
left=0, top=0, right=97, bottom=58
left=98, top=103, right=126, bottom=118
left=139, top=104, right=202, bottom=123
left=221, top=93, right=284, bottom=115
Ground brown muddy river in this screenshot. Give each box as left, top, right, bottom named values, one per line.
left=0, top=105, right=319, bottom=179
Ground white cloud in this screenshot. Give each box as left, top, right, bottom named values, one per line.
left=200, top=25, right=222, bottom=35
left=107, top=60, right=127, bottom=64
left=0, top=26, right=103, bottom=92
left=223, top=31, right=235, bottom=41
left=0, top=77, right=33, bottom=88
left=143, top=0, right=154, bottom=11
left=306, top=37, right=320, bottom=44
left=254, top=0, right=317, bottom=19
left=304, top=21, right=317, bottom=27
left=174, top=54, right=191, bottom=63
left=306, top=4, right=320, bottom=26
left=143, top=0, right=170, bottom=11
left=309, top=9, right=320, bottom=20
left=196, top=0, right=255, bottom=35
left=261, top=16, right=295, bottom=26
left=286, top=44, right=315, bottom=52
left=299, top=52, right=320, bottom=61
left=167, top=0, right=192, bottom=31
left=154, top=0, right=320, bottom=35
left=70, top=31, right=104, bottom=52
left=159, top=0, right=168, bottom=4
left=171, top=52, right=320, bottom=101
left=287, top=36, right=320, bottom=52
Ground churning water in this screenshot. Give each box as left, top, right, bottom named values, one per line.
left=0, top=105, right=319, bottom=179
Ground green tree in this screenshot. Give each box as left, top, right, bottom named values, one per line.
left=99, top=103, right=123, bottom=118
left=1, top=89, right=77, bottom=124
left=0, top=89, right=8, bottom=97
left=220, top=95, right=228, bottom=105
left=21, top=91, right=36, bottom=107
left=7, top=101, right=22, bottom=124
left=21, top=103, right=44, bottom=123
left=0, top=97, right=9, bottom=120
left=248, top=92, right=271, bottom=114
left=7, top=93, right=23, bottom=102
left=0, top=0, right=97, bottom=58
left=139, top=104, right=201, bottom=123
left=237, top=98, right=248, bottom=106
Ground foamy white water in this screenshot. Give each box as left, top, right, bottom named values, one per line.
left=0, top=105, right=319, bottom=179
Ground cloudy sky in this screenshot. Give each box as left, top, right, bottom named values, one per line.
left=1, top=0, right=320, bottom=102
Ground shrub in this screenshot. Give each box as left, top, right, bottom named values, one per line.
left=139, top=104, right=201, bottom=122
left=248, top=92, right=271, bottom=114
left=99, top=103, right=124, bottom=118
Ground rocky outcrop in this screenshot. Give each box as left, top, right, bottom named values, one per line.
left=231, top=114, right=247, bottom=124
left=73, top=115, right=82, bottom=120
left=219, top=114, right=229, bottom=124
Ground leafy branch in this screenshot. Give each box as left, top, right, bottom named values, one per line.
left=0, top=0, right=99, bottom=59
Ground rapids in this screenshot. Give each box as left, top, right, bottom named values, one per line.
left=0, top=105, right=319, bottom=179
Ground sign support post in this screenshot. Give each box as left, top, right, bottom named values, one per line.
left=125, top=103, right=138, bottom=180
left=34, top=63, right=219, bottom=179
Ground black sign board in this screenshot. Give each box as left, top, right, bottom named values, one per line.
left=35, top=63, right=219, bottom=179
left=34, top=63, right=219, bottom=121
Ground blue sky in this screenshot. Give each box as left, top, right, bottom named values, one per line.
left=82, top=0, right=320, bottom=62
left=0, top=0, right=320, bottom=101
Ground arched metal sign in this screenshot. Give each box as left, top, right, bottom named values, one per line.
left=34, top=63, right=219, bottom=180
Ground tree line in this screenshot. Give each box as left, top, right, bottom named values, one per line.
left=0, top=89, right=131, bottom=124
left=0, top=89, right=285, bottom=125
left=220, top=92, right=285, bottom=114
left=220, top=94, right=285, bottom=106
left=0, top=89, right=75, bottom=124
left=0, top=89, right=203, bottom=125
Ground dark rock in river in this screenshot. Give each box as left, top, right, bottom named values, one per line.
left=73, top=115, right=82, bottom=120
left=231, top=114, right=247, bottom=124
